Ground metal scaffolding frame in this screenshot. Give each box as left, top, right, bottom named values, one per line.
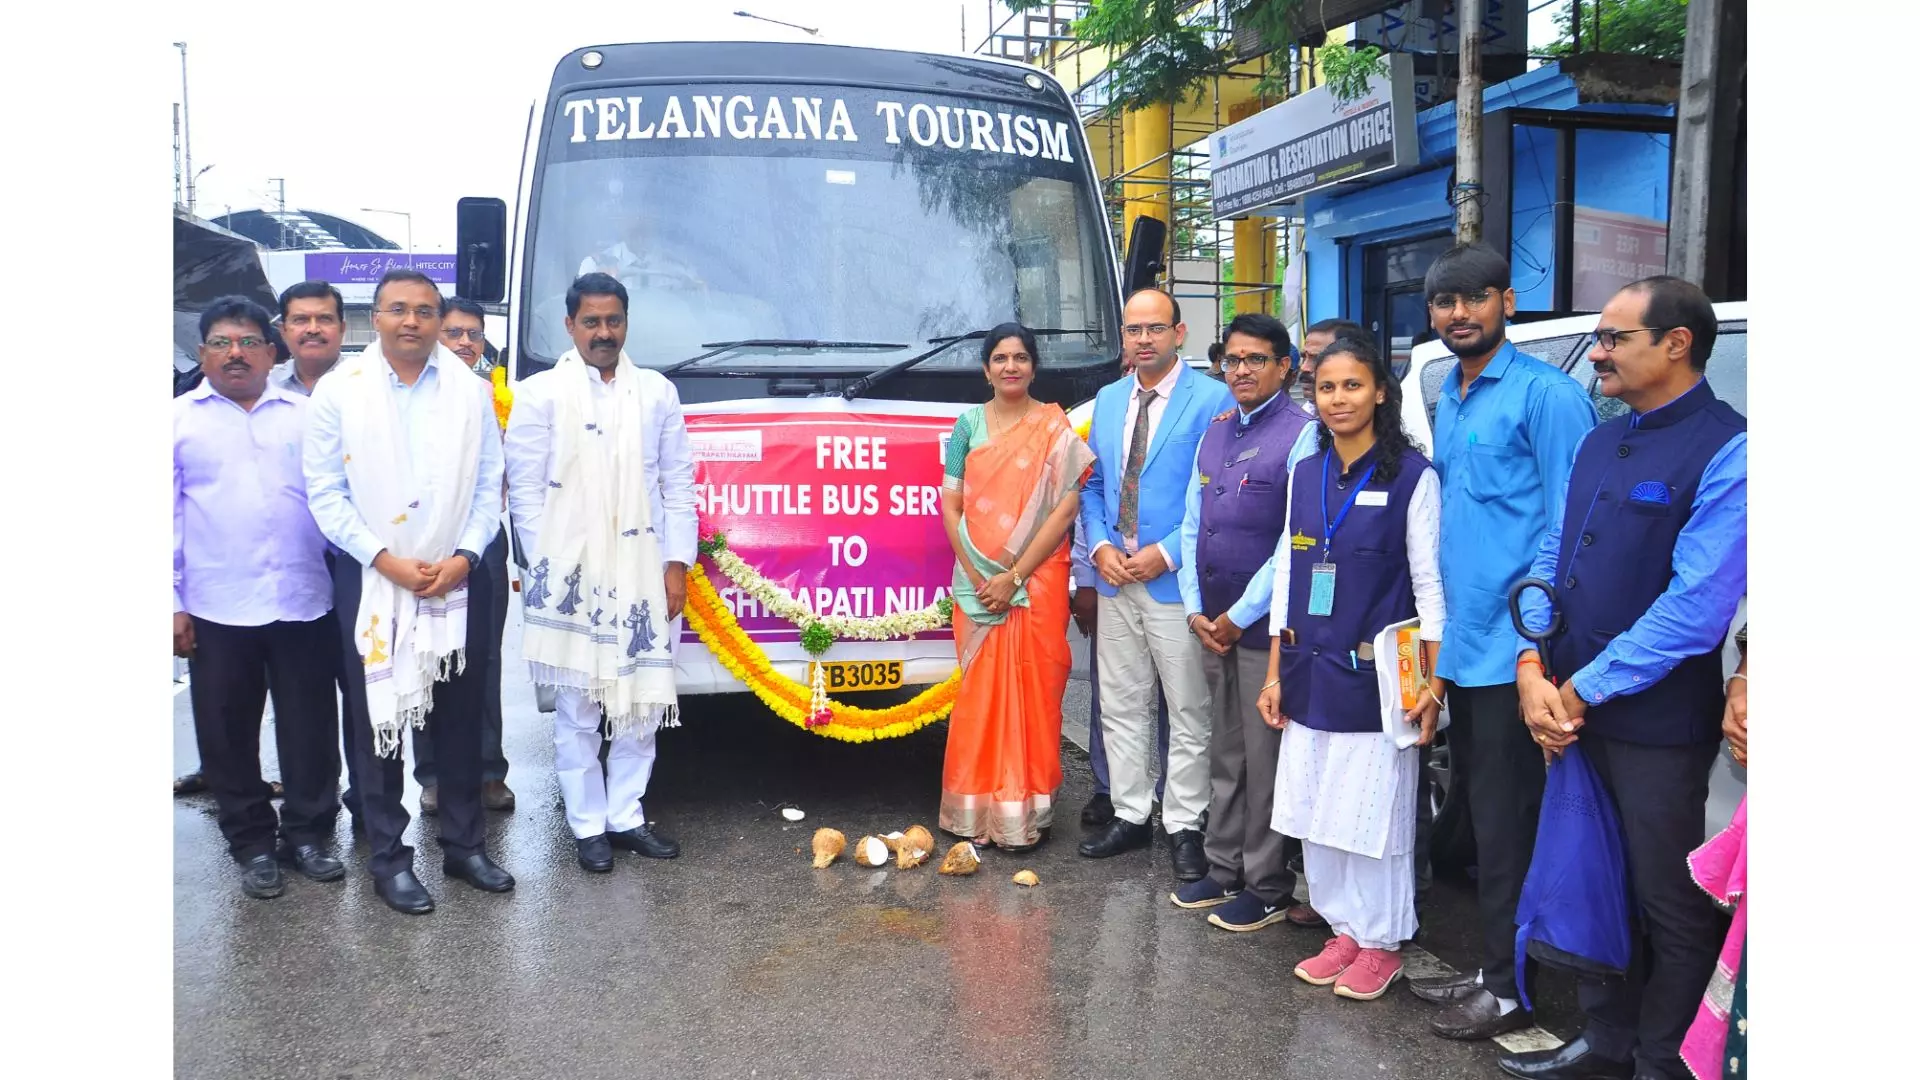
left=970, top=1, right=1304, bottom=325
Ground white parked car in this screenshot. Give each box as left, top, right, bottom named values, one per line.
left=1402, top=304, right=1749, bottom=872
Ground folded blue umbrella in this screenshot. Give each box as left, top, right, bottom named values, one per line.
left=1512, top=742, right=1634, bottom=1011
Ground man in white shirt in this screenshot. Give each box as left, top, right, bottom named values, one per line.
left=505, top=273, right=695, bottom=873
left=305, top=270, right=514, bottom=914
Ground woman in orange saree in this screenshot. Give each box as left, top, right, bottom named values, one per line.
left=938, top=324, right=1096, bottom=852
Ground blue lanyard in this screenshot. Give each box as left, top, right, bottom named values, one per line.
left=1320, top=456, right=1377, bottom=560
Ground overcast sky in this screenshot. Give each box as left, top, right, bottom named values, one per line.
left=168, top=0, right=1568, bottom=252
left=170, top=0, right=975, bottom=252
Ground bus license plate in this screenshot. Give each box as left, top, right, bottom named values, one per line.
left=808, top=660, right=904, bottom=692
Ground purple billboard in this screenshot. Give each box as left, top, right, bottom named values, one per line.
left=303, top=251, right=457, bottom=284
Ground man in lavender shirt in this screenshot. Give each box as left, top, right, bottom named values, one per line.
left=175, top=296, right=344, bottom=900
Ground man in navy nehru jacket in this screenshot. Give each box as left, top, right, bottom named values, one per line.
left=1497, top=276, right=1746, bottom=1080
left=1170, top=312, right=1320, bottom=930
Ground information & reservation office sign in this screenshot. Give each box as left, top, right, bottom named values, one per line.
left=1210, top=52, right=1417, bottom=220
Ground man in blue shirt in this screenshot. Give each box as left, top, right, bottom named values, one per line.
left=1408, top=245, right=1597, bottom=1042
left=1498, top=277, right=1745, bottom=1080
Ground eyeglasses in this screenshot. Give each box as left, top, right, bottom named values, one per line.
left=1220, top=353, right=1275, bottom=372
left=1121, top=323, right=1173, bottom=339
left=1594, top=327, right=1673, bottom=351
left=1427, top=289, right=1497, bottom=313
left=283, top=313, right=339, bottom=329
left=375, top=305, right=442, bottom=322
left=202, top=336, right=269, bottom=351
left=442, top=327, right=486, bottom=342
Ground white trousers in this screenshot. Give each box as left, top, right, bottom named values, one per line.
left=1095, top=583, right=1212, bottom=831
left=1303, top=841, right=1417, bottom=950
left=553, top=689, right=659, bottom=839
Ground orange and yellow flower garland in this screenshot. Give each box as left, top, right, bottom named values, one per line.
left=682, top=562, right=962, bottom=743
left=490, top=364, right=513, bottom=430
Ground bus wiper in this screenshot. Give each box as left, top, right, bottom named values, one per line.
left=660, top=339, right=908, bottom=376
left=840, top=328, right=1094, bottom=400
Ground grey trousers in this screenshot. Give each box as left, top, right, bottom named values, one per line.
left=1199, top=643, right=1299, bottom=904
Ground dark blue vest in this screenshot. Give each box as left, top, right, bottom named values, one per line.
left=1544, top=380, right=1745, bottom=746
left=1281, top=444, right=1432, bottom=734
left=1194, top=396, right=1315, bottom=651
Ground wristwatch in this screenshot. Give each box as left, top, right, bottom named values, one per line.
left=1011, top=570, right=1025, bottom=590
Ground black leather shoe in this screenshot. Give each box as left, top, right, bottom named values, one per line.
left=1080, top=792, right=1115, bottom=827
left=443, top=852, right=516, bottom=892
left=1497, top=1034, right=1633, bottom=1079
left=1077, top=818, right=1151, bottom=858
left=1409, top=970, right=1483, bottom=1005
left=1168, top=829, right=1207, bottom=881
left=1431, top=988, right=1535, bottom=1041
left=373, top=869, right=434, bottom=914
left=608, top=824, right=680, bottom=859
left=276, top=842, right=346, bottom=882
left=576, top=834, right=614, bottom=873
left=238, top=854, right=284, bottom=899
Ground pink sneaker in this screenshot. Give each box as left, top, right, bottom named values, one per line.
left=1333, top=948, right=1404, bottom=1001
left=1293, top=935, right=1361, bottom=986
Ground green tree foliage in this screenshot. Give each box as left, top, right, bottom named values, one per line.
left=1542, top=0, right=1689, bottom=61
left=1007, top=0, right=1303, bottom=115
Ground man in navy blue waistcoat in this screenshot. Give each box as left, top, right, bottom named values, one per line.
left=1496, top=277, right=1746, bottom=1080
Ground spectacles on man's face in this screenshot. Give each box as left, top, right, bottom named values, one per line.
left=442, top=327, right=486, bottom=342
left=1427, top=289, right=1498, bottom=314
left=1220, top=353, right=1275, bottom=372
left=1121, top=323, right=1173, bottom=339
left=375, top=305, right=442, bottom=322
left=283, top=313, right=340, bottom=329
left=203, top=336, right=270, bottom=352
left=1594, top=327, right=1673, bottom=351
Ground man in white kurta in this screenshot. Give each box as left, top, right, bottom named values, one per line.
left=505, top=273, right=696, bottom=873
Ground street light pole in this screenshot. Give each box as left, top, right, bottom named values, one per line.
left=360, top=207, right=414, bottom=267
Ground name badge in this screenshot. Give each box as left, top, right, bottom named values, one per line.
left=1308, top=562, right=1336, bottom=617
left=1356, top=490, right=1388, bottom=507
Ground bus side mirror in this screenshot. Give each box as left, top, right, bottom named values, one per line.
left=456, top=196, right=508, bottom=303
left=1122, top=215, right=1168, bottom=296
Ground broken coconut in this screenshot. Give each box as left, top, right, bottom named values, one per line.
left=896, top=825, right=935, bottom=869
left=1012, top=870, right=1040, bottom=887
left=810, top=828, right=846, bottom=869
left=878, top=831, right=906, bottom=854
left=852, top=835, right=891, bottom=867
left=937, top=841, right=981, bottom=876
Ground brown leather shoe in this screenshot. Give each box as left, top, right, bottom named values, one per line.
left=1286, top=903, right=1329, bottom=928
left=419, top=785, right=439, bottom=816
left=482, top=780, right=516, bottom=812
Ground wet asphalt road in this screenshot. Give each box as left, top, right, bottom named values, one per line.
left=174, top=603, right=1586, bottom=1080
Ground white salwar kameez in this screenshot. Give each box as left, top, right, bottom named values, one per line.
left=1269, top=463, right=1444, bottom=952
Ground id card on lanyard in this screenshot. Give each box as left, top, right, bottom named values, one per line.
left=1307, top=456, right=1377, bottom=617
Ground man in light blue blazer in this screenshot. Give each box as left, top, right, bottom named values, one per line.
left=1076, top=287, right=1235, bottom=881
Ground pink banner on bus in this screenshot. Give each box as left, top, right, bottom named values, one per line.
left=685, top=407, right=960, bottom=643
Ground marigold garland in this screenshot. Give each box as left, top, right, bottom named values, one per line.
left=490, top=364, right=513, bottom=430
left=683, top=562, right=962, bottom=742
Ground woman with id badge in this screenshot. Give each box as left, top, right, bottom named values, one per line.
left=1256, top=337, right=1447, bottom=1002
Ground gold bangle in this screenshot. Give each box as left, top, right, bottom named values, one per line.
left=1261, top=678, right=1280, bottom=691
left=1427, top=686, right=1445, bottom=708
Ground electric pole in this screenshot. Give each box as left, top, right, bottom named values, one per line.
left=271, top=178, right=288, bottom=248
left=174, top=42, right=195, bottom=215
left=173, top=103, right=184, bottom=212
left=1453, top=0, right=1485, bottom=243
left=1669, top=0, right=1745, bottom=298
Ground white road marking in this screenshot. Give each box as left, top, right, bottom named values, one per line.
left=1399, top=943, right=1566, bottom=1055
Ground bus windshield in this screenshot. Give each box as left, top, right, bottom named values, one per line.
left=522, top=83, right=1117, bottom=373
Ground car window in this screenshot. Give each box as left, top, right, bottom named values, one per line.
left=1417, top=353, right=1451, bottom=429
left=1582, top=321, right=1746, bottom=423
left=1416, top=331, right=1596, bottom=429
